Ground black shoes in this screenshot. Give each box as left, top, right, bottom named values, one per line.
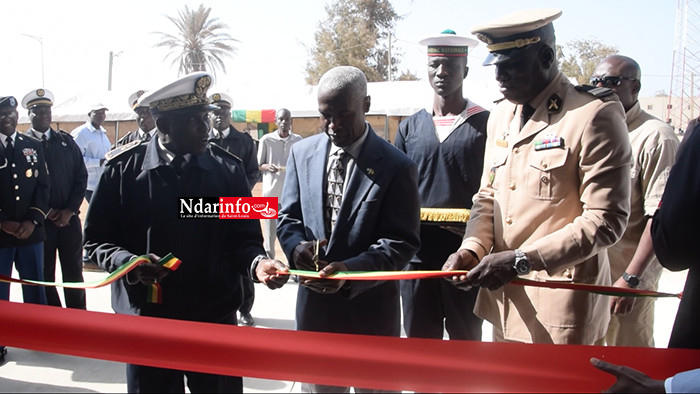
left=0, top=346, right=6, bottom=365
left=239, top=312, right=255, bottom=326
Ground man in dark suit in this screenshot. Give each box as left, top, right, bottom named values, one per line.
left=0, top=95, right=50, bottom=363
left=651, top=120, right=700, bottom=350
left=208, top=92, right=260, bottom=190
left=114, top=90, right=156, bottom=148
left=277, top=66, right=421, bottom=393
left=22, top=88, right=88, bottom=310
left=208, top=91, right=261, bottom=326
left=83, top=72, right=289, bottom=393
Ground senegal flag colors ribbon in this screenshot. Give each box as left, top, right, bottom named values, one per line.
left=0, top=253, right=181, bottom=304
left=286, top=269, right=683, bottom=299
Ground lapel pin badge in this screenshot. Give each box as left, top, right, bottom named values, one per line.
left=366, top=168, right=375, bottom=175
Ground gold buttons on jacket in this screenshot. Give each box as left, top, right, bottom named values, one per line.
left=505, top=217, right=513, bottom=225
left=513, top=147, right=520, bottom=154
left=14, top=185, right=18, bottom=190
left=509, top=183, right=516, bottom=190
left=541, top=161, right=548, bottom=169
left=15, top=196, right=20, bottom=201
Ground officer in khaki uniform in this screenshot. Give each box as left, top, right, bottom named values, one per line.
left=442, top=9, right=632, bottom=345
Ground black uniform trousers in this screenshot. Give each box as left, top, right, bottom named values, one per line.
left=239, top=277, right=255, bottom=315
left=400, top=226, right=482, bottom=340
left=43, top=215, right=86, bottom=309
left=126, top=312, right=242, bottom=393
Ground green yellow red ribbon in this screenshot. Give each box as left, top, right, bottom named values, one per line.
left=1, top=261, right=680, bottom=300
left=287, top=269, right=682, bottom=299
left=0, top=253, right=181, bottom=303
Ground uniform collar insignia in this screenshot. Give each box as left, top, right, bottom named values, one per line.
left=547, top=94, right=562, bottom=113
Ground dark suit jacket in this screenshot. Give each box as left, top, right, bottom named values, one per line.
left=0, top=133, right=50, bottom=246
left=651, top=123, right=700, bottom=349
left=209, top=125, right=260, bottom=190
left=277, top=127, right=420, bottom=336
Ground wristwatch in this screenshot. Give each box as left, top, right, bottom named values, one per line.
left=513, top=249, right=532, bottom=276
left=622, top=272, right=641, bottom=288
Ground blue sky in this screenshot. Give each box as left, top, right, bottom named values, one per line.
left=1, top=0, right=678, bottom=108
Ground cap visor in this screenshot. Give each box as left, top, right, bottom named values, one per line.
left=483, top=48, right=531, bottom=66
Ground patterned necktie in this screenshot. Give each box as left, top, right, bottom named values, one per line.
left=326, top=150, right=346, bottom=235
left=142, top=133, right=151, bottom=143
left=520, top=104, right=535, bottom=130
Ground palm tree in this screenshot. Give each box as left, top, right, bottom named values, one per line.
left=153, top=4, right=238, bottom=76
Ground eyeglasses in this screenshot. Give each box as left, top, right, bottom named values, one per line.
left=590, top=75, right=638, bottom=88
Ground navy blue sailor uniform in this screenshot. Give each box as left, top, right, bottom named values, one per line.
left=26, top=128, right=87, bottom=309
left=395, top=105, right=488, bottom=340
left=0, top=132, right=50, bottom=304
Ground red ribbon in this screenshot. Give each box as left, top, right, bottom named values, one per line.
left=1, top=301, right=698, bottom=392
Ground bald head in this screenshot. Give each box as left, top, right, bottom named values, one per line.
left=593, top=55, right=642, bottom=111
left=275, top=108, right=292, bottom=137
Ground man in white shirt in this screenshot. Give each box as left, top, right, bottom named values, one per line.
left=71, top=103, right=111, bottom=269
left=257, top=108, right=302, bottom=260
left=71, top=104, right=110, bottom=203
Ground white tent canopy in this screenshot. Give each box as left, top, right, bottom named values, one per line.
left=18, top=79, right=503, bottom=124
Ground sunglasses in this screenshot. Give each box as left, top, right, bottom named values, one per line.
left=589, top=75, right=638, bottom=88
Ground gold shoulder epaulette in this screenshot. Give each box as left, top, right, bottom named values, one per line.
left=105, top=140, right=140, bottom=162
left=420, top=208, right=471, bottom=223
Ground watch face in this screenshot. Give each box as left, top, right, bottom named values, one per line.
left=515, top=259, right=531, bottom=275
left=625, top=274, right=640, bottom=288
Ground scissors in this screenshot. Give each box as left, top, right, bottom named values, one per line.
left=312, top=239, right=320, bottom=271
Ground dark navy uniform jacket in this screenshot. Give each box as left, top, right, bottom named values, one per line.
left=84, top=137, right=267, bottom=322
left=0, top=133, right=50, bottom=247
left=209, top=124, right=261, bottom=190
left=25, top=129, right=87, bottom=214
left=114, top=131, right=141, bottom=148
left=395, top=108, right=488, bottom=267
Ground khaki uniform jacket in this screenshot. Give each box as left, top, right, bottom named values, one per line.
left=460, top=72, right=632, bottom=344
left=607, top=102, right=678, bottom=289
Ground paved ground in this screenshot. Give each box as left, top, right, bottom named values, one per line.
left=0, top=183, right=689, bottom=392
